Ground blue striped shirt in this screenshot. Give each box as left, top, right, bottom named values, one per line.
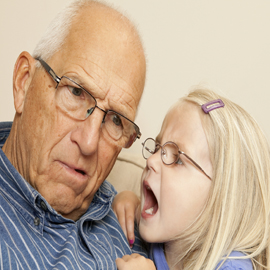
left=0, top=121, right=148, bottom=269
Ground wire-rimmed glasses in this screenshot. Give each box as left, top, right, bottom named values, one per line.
left=36, top=58, right=141, bottom=148
left=142, top=138, right=211, bottom=180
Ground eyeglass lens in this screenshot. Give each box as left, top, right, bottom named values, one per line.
left=161, top=142, right=179, bottom=165
left=142, top=138, right=156, bottom=159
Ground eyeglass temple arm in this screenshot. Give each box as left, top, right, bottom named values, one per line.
left=181, top=152, right=212, bottom=180
left=36, top=58, right=61, bottom=84
left=144, top=146, right=154, bottom=154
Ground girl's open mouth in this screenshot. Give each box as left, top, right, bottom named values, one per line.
left=142, top=181, right=158, bottom=218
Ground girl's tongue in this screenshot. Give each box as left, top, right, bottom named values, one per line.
left=142, top=181, right=158, bottom=218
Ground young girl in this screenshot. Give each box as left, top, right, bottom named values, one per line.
left=114, top=88, right=270, bottom=270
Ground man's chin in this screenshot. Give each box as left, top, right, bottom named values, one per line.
left=54, top=198, right=92, bottom=221
left=37, top=184, right=91, bottom=221
left=61, top=207, right=89, bottom=221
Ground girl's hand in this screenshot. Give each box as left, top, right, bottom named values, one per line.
left=116, top=254, right=156, bottom=270
left=112, top=191, right=141, bottom=247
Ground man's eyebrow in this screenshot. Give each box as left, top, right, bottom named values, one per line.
left=64, top=74, right=89, bottom=89
left=65, top=73, right=102, bottom=98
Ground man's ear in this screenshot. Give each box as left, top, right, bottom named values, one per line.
left=13, top=51, right=36, bottom=114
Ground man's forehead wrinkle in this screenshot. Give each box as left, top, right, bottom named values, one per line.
left=105, top=66, right=140, bottom=118
left=107, top=87, right=136, bottom=119
left=110, top=65, right=143, bottom=106
left=70, top=54, right=138, bottom=102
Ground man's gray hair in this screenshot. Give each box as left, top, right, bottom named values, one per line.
left=33, top=0, right=110, bottom=61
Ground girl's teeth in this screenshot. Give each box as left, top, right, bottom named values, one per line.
left=145, top=207, right=154, bottom=215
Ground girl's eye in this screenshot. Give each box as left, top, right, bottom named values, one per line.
left=175, top=156, right=183, bottom=165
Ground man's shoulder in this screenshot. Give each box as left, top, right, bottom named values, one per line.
left=92, top=180, right=117, bottom=205
left=81, top=180, right=117, bottom=222
left=100, top=180, right=118, bottom=197
left=0, top=121, right=12, bottom=147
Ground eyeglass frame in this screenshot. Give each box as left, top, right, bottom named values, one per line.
left=35, top=57, right=141, bottom=148
left=142, top=138, right=211, bottom=180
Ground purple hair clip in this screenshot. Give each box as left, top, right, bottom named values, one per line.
left=201, top=99, right=225, bottom=114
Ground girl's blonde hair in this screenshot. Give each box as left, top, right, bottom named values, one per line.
left=164, top=88, right=270, bottom=269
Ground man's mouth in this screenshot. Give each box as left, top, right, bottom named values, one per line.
left=53, top=160, right=90, bottom=195
left=74, top=169, right=86, bottom=176
left=58, top=161, right=88, bottom=179
left=142, top=181, right=158, bottom=218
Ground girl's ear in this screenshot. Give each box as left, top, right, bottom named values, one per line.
left=13, top=51, right=36, bottom=114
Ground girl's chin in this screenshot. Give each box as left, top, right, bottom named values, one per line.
left=139, top=225, right=159, bottom=243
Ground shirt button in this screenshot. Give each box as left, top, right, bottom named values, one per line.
left=40, top=200, right=47, bottom=211
left=34, top=217, right=40, bottom=226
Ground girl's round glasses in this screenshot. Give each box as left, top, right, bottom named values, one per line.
left=142, top=138, right=211, bottom=180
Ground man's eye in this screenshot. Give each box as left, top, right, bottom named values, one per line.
left=68, top=86, right=83, bottom=96
left=112, top=114, right=122, bottom=127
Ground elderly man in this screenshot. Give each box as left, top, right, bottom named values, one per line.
left=0, top=0, right=147, bottom=269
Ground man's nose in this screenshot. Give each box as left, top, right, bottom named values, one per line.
left=70, top=108, right=105, bottom=156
